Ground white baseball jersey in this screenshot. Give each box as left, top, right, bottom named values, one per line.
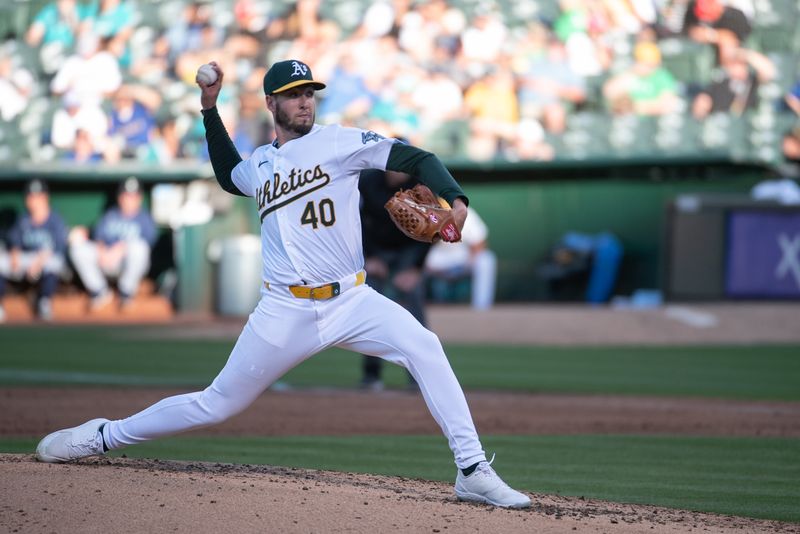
left=231, top=124, right=396, bottom=286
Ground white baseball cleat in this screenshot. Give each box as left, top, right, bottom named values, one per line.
left=455, top=460, right=532, bottom=508
left=36, top=418, right=109, bottom=463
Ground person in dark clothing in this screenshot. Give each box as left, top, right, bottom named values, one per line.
left=692, top=46, right=775, bottom=118
left=358, top=167, right=431, bottom=390
left=682, top=0, right=751, bottom=64
left=0, top=179, right=68, bottom=321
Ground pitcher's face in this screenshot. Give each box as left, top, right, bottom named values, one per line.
left=269, top=86, right=316, bottom=138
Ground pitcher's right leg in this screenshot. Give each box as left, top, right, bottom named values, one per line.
left=330, top=286, right=530, bottom=508
left=104, top=319, right=318, bottom=449
left=331, top=287, right=486, bottom=469
left=37, top=299, right=320, bottom=462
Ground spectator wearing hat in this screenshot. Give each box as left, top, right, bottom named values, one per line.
left=682, top=0, right=751, bottom=65
left=69, top=177, right=157, bottom=310
left=0, top=180, right=69, bottom=321
left=602, top=41, right=679, bottom=116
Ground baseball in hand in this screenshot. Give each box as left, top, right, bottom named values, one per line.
left=196, top=63, right=218, bottom=85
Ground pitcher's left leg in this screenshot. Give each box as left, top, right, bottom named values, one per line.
left=331, top=286, right=530, bottom=508
left=331, top=286, right=485, bottom=469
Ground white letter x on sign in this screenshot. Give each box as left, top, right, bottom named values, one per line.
left=775, top=233, right=800, bottom=289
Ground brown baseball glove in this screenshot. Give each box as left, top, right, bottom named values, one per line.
left=384, top=184, right=461, bottom=243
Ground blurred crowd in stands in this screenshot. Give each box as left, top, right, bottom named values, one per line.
left=1, top=0, right=799, bottom=166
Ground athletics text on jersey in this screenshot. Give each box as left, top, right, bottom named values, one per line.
left=232, top=125, right=395, bottom=286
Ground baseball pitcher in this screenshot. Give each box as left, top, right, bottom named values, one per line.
left=35, top=59, right=530, bottom=509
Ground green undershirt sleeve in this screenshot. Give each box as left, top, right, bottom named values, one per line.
left=201, top=106, right=247, bottom=197
left=386, top=143, right=468, bottom=207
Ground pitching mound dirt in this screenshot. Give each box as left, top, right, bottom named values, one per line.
left=1, top=454, right=797, bottom=534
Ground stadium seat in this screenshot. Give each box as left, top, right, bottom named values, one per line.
left=766, top=52, right=799, bottom=94
left=654, top=113, right=702, bottom=158
left=606, top=115, right=658, bottom=158
left=0, top=120, right=23, bottom=162
left=749, top=0, right=798, bottom=52
left=754, top=27, right=797, bottom=53
left=0, top=9, right=9, bottom=39
left=18, top=96, right=61, bottom=162
left=745, top=108, right=797, bottom=165
left=12, top=41, right=44, bottom=79
left=320, top=0, right=367, bottom=34
left=498, top=0, right=554, bottom=28
left=423, top=120, right=470, bottom=159
left=129, top=0, right=157, bottom=30
left=562, top=112, right=611, bottom=159
left=699, top=113, right=748, bottom=160
left=659, top=38, right=699, bottom=85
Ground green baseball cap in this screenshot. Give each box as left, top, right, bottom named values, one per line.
left=263, top=59, right=326, bottom=95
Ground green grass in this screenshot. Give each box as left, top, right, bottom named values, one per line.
left=1, top=325, right=799, bottom=400
left=2, top=326, right=799, bottom=522
left=3, top=434, right=798, bottom=522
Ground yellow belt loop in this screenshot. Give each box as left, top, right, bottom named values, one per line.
left=355, top=271, right=365, bottom=286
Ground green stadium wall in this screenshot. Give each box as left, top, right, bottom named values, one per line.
left=0, top=161, right=773, bottom=308
left=455, top=167, right=768, bottom=302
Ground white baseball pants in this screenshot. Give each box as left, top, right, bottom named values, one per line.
left=104, top=283, right=487, bottom=469
left=0, top=250, right=65, bottom=278
left=69, top=238, right=151, bottom=296
left=471, top=249, right=497, bottom=310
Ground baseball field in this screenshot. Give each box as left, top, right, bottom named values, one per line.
left=1, top=302, right=799, bottom=533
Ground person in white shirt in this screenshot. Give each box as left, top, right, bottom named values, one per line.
left=425, top=206, right=497, bottom=310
